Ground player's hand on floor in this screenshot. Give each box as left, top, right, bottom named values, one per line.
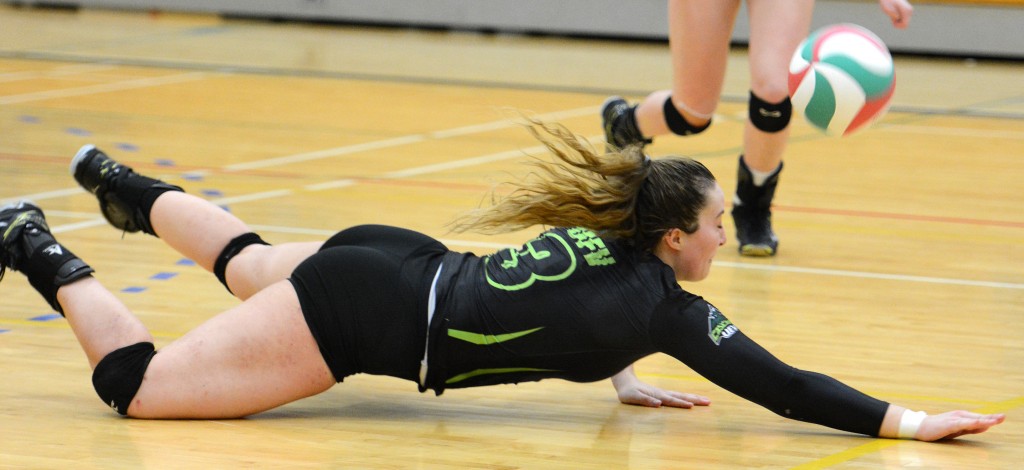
left=617, top=382, right=711, bottom=409
left=914, top=411, right=1005, bottom=441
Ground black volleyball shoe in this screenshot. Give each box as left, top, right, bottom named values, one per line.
left=601, top=96, right=652, bottom=151
left=0, top=201, right=94, bottom=313
left=71, top=145, right=182, bottom=236
left=732, top=157, right=782, bottom=257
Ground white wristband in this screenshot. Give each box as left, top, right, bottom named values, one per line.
left=897, top=410, right=927, bottom=439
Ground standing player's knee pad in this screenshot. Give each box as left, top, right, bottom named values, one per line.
left=748, top=91, right=792, bottom=133
left=663, top=96, right=711, bottom=136
left=213, top=232, right=270, bottom=294
left=92, top=342, right=157, bottom=416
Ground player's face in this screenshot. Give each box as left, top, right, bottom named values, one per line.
left=678, top=183, right=727, bottom=282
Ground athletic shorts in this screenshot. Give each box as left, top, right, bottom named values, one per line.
left=288, top=225, right=447, bottom=383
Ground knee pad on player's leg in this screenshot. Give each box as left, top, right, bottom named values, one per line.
left=663, top=96, right=712, bottom=136
left=748, top=91, right=792, bottom=133
left=213, top=232, right=270, bottom=295
left=92, top=342, right=157, bottom=415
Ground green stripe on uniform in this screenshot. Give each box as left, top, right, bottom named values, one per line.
left=446, top=367, right=556, bottom=385
left=447, top=327, right=544, bottom=345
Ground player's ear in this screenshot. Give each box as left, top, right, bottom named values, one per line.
left=662, top=227, right=686, bottom=251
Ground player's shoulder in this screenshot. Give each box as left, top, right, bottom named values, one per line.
left=656, top=287, right=730, bottom=324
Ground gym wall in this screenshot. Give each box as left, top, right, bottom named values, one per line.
left=4, top=0, right=1022, bottom=59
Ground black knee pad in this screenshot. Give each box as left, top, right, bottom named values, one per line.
left=748, top=91, right=792, bottom=133
left=663, top=96, right=711, bottom=136
left=92, top=342, right=157, bottom=415
left=213, top=232, right=270, bottom=294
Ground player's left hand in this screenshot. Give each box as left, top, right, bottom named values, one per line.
left=611, top=365, right=710, bottom=408
left=914, top=411, right=1006, bottom=441
left=617, top=382, right=711, bottom=409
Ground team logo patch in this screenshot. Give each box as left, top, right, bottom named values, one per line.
left=706, top=304, right=738, bottom=346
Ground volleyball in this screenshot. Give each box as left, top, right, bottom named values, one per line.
left=788, top=23, right=895, bottom=137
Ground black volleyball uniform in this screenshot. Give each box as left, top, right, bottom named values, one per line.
left=292, top=225, right=889, bottom=437
left=290, top=225, right=447, bottom=384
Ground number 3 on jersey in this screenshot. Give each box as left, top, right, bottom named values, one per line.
left=483, top=228, right=615, bottom=291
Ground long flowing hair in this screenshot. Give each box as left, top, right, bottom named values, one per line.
left=450, top=119, right=716, bottom=252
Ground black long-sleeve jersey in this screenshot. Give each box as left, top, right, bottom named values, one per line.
left=423, top=227, right=889, bottom=436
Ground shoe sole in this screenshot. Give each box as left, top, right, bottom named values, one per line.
left=0, top=200, right=42, bottom=216
left=739, top=245, right=777, bottom=257
left=600, top=96, right=626, bottom=151
left=600, top=96, right=628, bottom=131
left=0, top=201, right=44, bottom=242
left=600, top=95, right=626, bottom=115
left=69, top=144, right=98, bottom=179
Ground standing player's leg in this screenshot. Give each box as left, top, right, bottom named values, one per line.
left=601, top=0, right=739, bottom=149
left=635, top=0, right=739, bottom=136
left=71, top=145, right=321, bottom=300
left=731, top=0, right=814, bottom=256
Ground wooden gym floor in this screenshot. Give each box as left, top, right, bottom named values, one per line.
left=0, top=6, right=1021, bottom=469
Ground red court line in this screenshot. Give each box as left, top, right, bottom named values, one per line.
left=0, top=153, right=67, bottom=164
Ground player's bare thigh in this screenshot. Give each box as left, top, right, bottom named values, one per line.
left=227, top=241, right=323, bottom=300
left=128, top=280, right=334, bottom=418
left=668, top=0, right=742, bottom=114
left=746, top=0, right=814, bottom=100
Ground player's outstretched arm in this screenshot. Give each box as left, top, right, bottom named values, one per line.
left=878, top=405, right=1006, bottom=441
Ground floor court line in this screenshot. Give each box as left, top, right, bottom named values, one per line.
left=222, top=135, right=428, bottom=172
left=884, top=124, right=1024, bottom=140
left=1, top=188, right=83, bottom=206
left=380, top=145, right=567, bottom=179
left=775, top=204, right=1024, bottom=229
left=209, top=189, right=293, bottom=205
left=224, top=106, right=598, bottom=172
left=0, top=71, right=207, bottom=105
left=0, top=63, right=116, bottom=83
left=714, top=261, right=1024, bottom=290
